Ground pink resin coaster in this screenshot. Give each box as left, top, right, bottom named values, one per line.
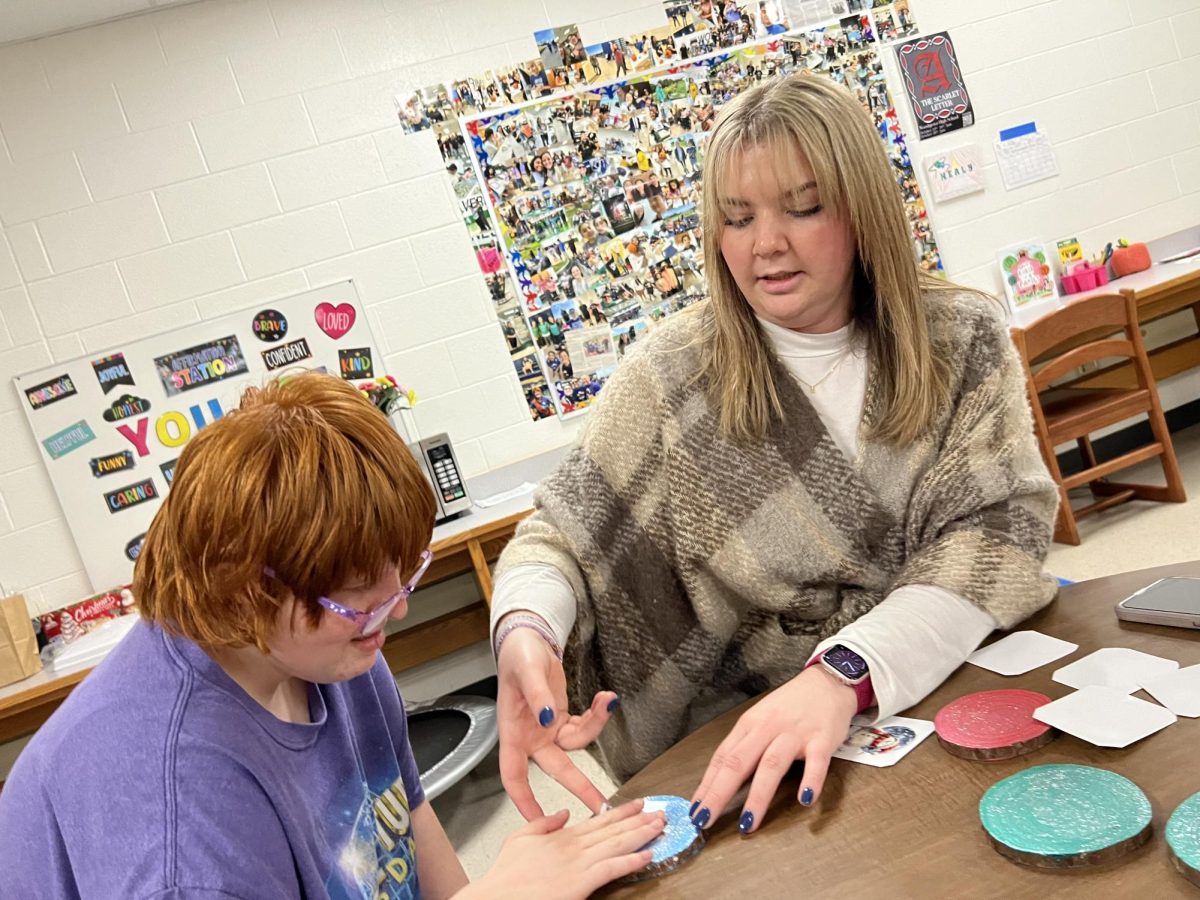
left=935, top=689, right=1056, bottom=761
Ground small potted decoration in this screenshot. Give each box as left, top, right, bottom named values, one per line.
left=359, top=375, right=417, bottom=442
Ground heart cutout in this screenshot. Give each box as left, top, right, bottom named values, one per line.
left=314, top=302, right=356, bottom=339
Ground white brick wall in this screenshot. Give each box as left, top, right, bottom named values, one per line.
left=0, top=0, right=1197, bottom=615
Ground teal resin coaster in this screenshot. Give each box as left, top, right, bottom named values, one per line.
left=1167, top=792, right=1200, bottom=887
left=979, top=764, right=1152, bottom=869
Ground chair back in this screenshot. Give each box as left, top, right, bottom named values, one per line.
left=1010, top=292, right=1151, bottom=394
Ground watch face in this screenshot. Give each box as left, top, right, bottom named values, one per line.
left=825, top=645, right=869, bottom=680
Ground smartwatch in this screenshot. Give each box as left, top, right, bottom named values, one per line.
left=814, top=644, right=875, bottom=713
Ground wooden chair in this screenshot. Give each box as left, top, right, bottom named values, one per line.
left=1010, top=291, right=1186, bottom=545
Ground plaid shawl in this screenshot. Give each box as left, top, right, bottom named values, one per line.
left=497, top=293, right=1058, bottom=782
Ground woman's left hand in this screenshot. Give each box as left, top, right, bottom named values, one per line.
left=688, top=666, right=858, bottom=835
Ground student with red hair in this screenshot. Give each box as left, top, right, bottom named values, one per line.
left=0, top=372, right=662, bottom=899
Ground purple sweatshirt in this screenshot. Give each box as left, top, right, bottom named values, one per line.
left=0, top=620, right=425, bottom=898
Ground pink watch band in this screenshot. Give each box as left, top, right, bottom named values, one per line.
left=806, top=654, right=876, bottom=714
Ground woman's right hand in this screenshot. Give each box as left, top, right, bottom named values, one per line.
left=496, top=622, right=619, bottom=820
left=461, top=800, right=664, bottom=899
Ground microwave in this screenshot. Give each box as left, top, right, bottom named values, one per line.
left=409, top=433, right=472, bottom=522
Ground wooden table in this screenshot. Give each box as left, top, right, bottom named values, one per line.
left=604, top=560, right=1200, bottom=899
left=0, top=503, right=532, bottom=745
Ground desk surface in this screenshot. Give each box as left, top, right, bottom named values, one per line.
left=1068, top=253, right=1200, bottom=305
left=605, top=560, right=1200, bottom=899
left=1057, top=225, right=1200, bottom=306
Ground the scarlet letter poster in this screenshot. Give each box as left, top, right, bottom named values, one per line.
left=896, top=32, right=974, bottom=140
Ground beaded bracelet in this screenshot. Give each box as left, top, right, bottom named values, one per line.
left=493, top=612, right=564, bottom=662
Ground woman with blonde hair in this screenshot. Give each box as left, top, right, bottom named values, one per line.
left=489, top=75, right=1057, bottom=838
left=0, top=373, right=665, bottom=898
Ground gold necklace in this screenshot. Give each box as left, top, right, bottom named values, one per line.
left=794, top=349, right=853, bottom=395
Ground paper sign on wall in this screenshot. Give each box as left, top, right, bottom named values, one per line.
left=923, top=144, right=984, bottom=202
left=13, top=280, right=385, bottom=592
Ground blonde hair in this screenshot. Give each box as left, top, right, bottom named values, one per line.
left=698, top=74, right=950, bottom=446
left=134, top=372, right=436, bottom=651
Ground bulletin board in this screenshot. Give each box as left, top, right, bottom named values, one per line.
left=13, top=280, right=385, bottom=592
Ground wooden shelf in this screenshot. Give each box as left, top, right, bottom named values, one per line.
left=383, top=603, right=490, bottom=673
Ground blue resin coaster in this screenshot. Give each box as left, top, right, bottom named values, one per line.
left=617, top=795, right=704, bottom=883
left=980, top=764, right=1152, bottom=869
left=1167, top=792, right=1200, bottom=887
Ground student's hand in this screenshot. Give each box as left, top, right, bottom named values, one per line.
left=460, top=800, right=665, bottom=900
left=496, top=623, right=619, bottom=820
left=689, top=666, right=857, bottom=834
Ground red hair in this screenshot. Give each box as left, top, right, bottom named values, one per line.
left=134, top=372, right=436, bottom=650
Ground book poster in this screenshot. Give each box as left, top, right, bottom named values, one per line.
left=895, top=31, right=973, bottom=140
left=998, top=240, right=1060, bottom=324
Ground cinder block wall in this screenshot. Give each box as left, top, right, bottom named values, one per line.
left=0, top=0, right=1197, bottom=615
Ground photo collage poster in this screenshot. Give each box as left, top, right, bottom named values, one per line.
left=398, top=0, right=934, bottom=422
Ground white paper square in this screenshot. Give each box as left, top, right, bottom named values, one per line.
left=1033, top=686, right=1176, bottom=748
left=967, top=630, right=1078, bottom=676
left=832, top=716, right=934, bottom=768
left=1052, top=647, right=1178, bottom=694
left=1140, top=664, right=1200, bottom=717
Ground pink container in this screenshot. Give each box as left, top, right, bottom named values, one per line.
left=1061, top=261, right=1110, bottom=295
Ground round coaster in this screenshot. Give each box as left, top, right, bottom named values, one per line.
left=935, top=689, right=1056, bottom=761
left=617, top=795, right=705, bottom=884
left=1167, top=792, right=1200, bottom=887
left=980, top=764, right=1152, bottom=869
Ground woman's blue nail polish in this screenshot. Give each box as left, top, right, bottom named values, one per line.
left=693, top=807, right=711, bottom=829
left=689, top=800, right=700, bottom=818
left=800, top=787, right=814, bottom=806
left=538, top=706, right=555, bottom=727
left=739, top=811, right=754, bottom=834
left=607, top=696, right=620, bottom=713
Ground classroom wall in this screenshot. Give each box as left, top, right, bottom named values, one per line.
left=0, top=0, right=1198, bottom=613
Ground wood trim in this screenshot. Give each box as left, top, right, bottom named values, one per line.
left=1063, top=333, right=1200, bottom=391
left=0, top=670, right=88, bottom=718
left=381, top=603, right=490, bottom=673
left=466, top=539, right=494, bottom=603
left=430, top=510, right=532, bottom=553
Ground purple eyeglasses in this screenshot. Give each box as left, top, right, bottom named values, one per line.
left=264, top=549, right=433, bottom=637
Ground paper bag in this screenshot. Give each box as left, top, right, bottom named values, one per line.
left=0, top=593, right=43, bottom=687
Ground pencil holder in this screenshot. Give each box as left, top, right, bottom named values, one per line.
left=1061, top=261, right=1109, bottom=295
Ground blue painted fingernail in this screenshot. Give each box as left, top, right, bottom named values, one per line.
left=739, top=811, right=754, bottom=834
left=607, top=696, right=620, bottom=713
left=800, top=787, right=814, bottom=806
left=538, top=706, right=555, bottom=727
left=693, top=807, right=711, bottom=829
left=689, top=800, right=700, bottom=818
